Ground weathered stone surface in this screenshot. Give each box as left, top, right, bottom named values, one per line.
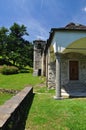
left=47, top=52, right=86, bottom=89
left=61, top=53, right=86, bottom=85
left=47, top=62, right=56, bottom=88
left=0, top=87, right=33, bottom=129
left=33, top=40, right=46, bottom=76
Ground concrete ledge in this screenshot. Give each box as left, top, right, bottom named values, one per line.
left=0, top=87, right=33, bottom=130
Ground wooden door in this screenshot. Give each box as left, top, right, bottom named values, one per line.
left=69, top=61, right=79, bottom=80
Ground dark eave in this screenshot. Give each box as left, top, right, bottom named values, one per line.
left=51, top=28, right=86, bottom=32
left=33, top=39, right=46, bottom=43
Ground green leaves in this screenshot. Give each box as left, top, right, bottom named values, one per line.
left=0, top=23, right=33, bottom=67
left=10, top=23, right=29, bottom=38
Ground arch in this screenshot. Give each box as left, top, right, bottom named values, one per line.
left=63, top=37, right=86, bottom=55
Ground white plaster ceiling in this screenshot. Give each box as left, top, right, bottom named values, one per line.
left=62, top=37, right=86, bottom=55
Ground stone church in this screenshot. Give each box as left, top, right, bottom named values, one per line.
left=33, top=23, right=86, bottom=98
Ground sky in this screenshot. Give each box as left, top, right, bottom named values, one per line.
left=0, top=0, right=86, bottom=42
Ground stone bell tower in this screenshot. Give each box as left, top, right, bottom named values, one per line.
left=33, top=40, right=46, bottom=76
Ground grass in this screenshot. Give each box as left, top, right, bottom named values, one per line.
left=26, top=90, right=86, bottom=130
left=0, top=73, right=44, bottom=90
left=0, top=73, right=44, bottom=105
left=0, top=73, right=86, bottom=129
left=0, top=93, right=13, bottom=105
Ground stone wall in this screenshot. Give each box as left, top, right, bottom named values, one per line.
left=47, top=45, right=56, bottom=89
left=47, top=52, right=86, bottom=88
left=61, top=53, right=86, bottom=85
left=47, top=62, right=56, bottom=88
left=61, top=59, right=68, bottom=85
left=79, top=60, right=86, bottom=82
left=0, top=87, right=33, bottom=130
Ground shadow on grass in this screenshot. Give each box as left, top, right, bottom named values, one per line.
left=15, top=93, right=35, bottom=130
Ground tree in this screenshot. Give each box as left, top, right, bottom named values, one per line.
left=10, top=23, right=29, bottom=38
left=0, top=23, right=33, bottom=67
left=6, top=23, right=33, bottom=67
left=0, top=27, right=9, bottom=58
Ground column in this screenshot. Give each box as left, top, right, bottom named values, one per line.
left=54, top=53, right=62, bottom=99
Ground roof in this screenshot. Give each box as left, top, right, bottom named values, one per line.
left=65, top=22, right=86, bottom=29
left=51, top=23, right=86, bottom=32
left=48, top=22, right=86, bottom=46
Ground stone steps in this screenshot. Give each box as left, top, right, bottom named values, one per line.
left=61, top=81, right=86, bottom=97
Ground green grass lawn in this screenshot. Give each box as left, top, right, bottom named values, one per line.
left=0, top=73, right=86, bottom=130
left=0, top=93, right=13, bottom=105
left=26, top=90, right=86, bottom=130
left=0, top=73, right=44, bottom=90
left=0, top=73, right=44, bottom=105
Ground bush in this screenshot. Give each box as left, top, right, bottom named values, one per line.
left=19, top=69, right=29, bottom=73
left=1, top=65, right=19, bottom=75
left=0, top=66, right=3, bottom=73
left=19, top=66, right=33, bottom=73
left=28, top=67, right=33, bottom=73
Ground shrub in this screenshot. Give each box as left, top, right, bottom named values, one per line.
left=0, top=66, right=3, bottom=73
left=1, top=65, right=19, bottom=75
left=19, top=66, right=33, bottom=73
left=28, top=67, right=33, bottom=73
left=27, top=66, right=33, bottom=73
left=19, top=69, right=29, bottom=73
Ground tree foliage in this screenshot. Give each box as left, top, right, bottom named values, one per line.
left=0, top=27, right=8, bottom=58
left=0, top=23, right=33, bottom=67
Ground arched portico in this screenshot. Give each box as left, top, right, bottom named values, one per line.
left=63, top=37, right=86, bottom=55
left=54, top=37, right=86, bottom=99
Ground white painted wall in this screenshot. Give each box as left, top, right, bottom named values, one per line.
left=52, top=30, right=86, bottom=53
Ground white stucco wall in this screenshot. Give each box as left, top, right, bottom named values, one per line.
left=52, top=30, right=86, bottom=53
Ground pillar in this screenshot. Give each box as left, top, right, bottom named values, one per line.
left=54, top=53, right=62, bottom=99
